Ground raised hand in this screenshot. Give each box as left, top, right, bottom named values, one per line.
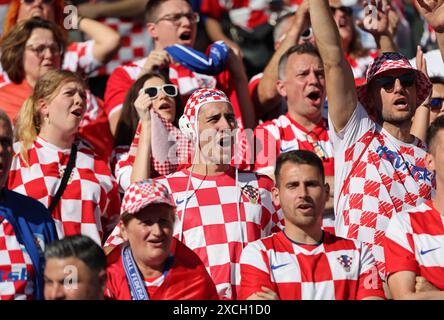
left=134, top=90, right=153, bottom=123
left=416, top=0, right=444, bottom=32
left=356, top=0, right=393, bottom=38
left=141, top=50, right=172, bottom=74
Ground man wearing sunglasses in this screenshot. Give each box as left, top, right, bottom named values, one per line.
left=310, top=0, right=434, bottom=282
left=104, top=0, right=254, bottom=136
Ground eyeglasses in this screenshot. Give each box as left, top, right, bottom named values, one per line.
left=26, top=44, right=61, bottom=57
left=306, top=132, right=326, bottom=159
left=330, top=6, right=353, bottom=16
left=430, top=97, right=444, bottom=110
left=375, top=73, right=416, bottom=92
left=21, top=0, right=53, bottom=5
left=139, top=84, right=178, bottom=98
left=154, top=12, right=200, bottom=25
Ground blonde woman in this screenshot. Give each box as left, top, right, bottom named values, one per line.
left=8, top=69, right=120, bottom=245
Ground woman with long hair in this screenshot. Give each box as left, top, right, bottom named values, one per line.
left=0, top=18, right=114, bottom=159
left=112, top=72, right=191, bottom=191
left=8, top=69, right=120, bottom=245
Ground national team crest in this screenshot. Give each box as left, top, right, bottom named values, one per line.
left=337, top=255, right=353, bottom=272
left=241, top=185, right=259, bottom=204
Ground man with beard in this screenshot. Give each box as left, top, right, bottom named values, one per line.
left=310, top=0, right=434, bottom=280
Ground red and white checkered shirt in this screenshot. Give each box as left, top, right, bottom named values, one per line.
left=329, top=103, right=435, bottom=278
left=200, top=0, right=302, bottom=30
left=385, top=200, right=444, bottom=290
left=239, top=230, right=385, bottom=300
left=91, top=17, right=150, bottom=77
left=63, top=40, right=101, bottom=76
left=346, top=50, right=379, bottom=86
left=8, top=137, right=121, bottom=245
left=103, top=58, right=242, bottom=125
left=105, top=168, right=284, bottom=299
left=112, top=119, right=193, bottom=192
left=254, top=114, right=334, bottom=176
left=0, top=217, right=35, bottom=300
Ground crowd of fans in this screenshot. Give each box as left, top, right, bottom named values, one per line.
left=0, top=0, right=444, bottom=300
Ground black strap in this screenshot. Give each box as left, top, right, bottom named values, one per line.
left=48, top=143, right=77, bottom=213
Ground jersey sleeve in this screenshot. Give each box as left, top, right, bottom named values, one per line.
left=384, top=212, right=419, bottom=276
left=356, top=243, right=386, bottom=299
left=63, top=41, right=102, bottom=76
left=253, top=122, right=280, bottom=174
left=239, top=241, right=276, bottom=300
left=104, top=66, right=135, bottom=119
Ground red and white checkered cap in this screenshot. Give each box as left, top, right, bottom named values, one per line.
left=183, top=88, right=231, bottom=124
left=121, top=179, right=175, bottom=215
left=357, top=52, right=432, bottom=110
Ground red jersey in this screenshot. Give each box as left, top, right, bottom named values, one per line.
left=385, top=200, right=444, bottom=290
left=239, top=230, right=385, bottom=300
left=105, top=238, right=219, bottom=300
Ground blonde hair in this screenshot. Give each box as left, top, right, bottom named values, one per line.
left=15, top=70, right=86, bottom=165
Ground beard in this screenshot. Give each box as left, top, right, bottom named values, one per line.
left=377, top=105, right=415, bottom=126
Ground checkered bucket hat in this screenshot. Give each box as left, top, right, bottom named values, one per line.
left=357, top=52, right=432, bottom=110
left=121, top=179, right=175, bottom=215
left=184, top=88, right=231, bottom=125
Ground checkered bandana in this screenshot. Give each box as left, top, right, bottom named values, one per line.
left=184, top=88, right=231, bottom=125
left=121, top=179, right=175, bottom=215
left=357, top=52, right=432, bottom=110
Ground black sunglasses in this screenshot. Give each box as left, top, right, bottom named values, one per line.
left=375, top=73, right=416, bottom=92
left=139, top=84, right=178, bottom=98
left=330, top=6, right=353, bottom=16
left=430, top=97, right=444, bottom=110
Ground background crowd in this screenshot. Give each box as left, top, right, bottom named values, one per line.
left=0, top=0, right=444, bottom=300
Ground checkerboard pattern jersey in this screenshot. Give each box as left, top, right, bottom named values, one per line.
left=105, top=168, right=284, bottom=299
left=8, top=137, right=121, bottom=245
left=239, top=231, right=385, bottom=300
left=90, top=17, right=150, bottom=77
left=385, top=200, right=444, bottom=290
left=253, top=114, right=334, bottom=176
left=0, top=217, right=35, bottom=300
left=330, top=103, right=434, bottom=278
left=63, top=40, right=102, bottom=77
left=112, top=118, right=193, bottom=192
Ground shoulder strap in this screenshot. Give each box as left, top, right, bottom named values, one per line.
left=48, top=143, right=77, bottom=213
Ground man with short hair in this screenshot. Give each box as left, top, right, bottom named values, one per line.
left=310, top=0, right=434, bottom=278
left=253, top=43, right=335, bottom=234
left=104, top=0, right=255, bottom=135
left=385, top=115, right=444, bottom=299
left=105, top=88, right=283, bottom=300
left=44, top=235, right=107, bottom=300
left=239, top=150, right=385, bottom=300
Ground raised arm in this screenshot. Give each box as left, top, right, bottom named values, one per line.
left=76, top=17, right=121, bottom=65
left=310, top=0, right=357, bottom=132
left=255, top=1, right=310, bottom=117
left=415, top=0, right=444, bottom=60
left=356, top=0, right=397, bottom=52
